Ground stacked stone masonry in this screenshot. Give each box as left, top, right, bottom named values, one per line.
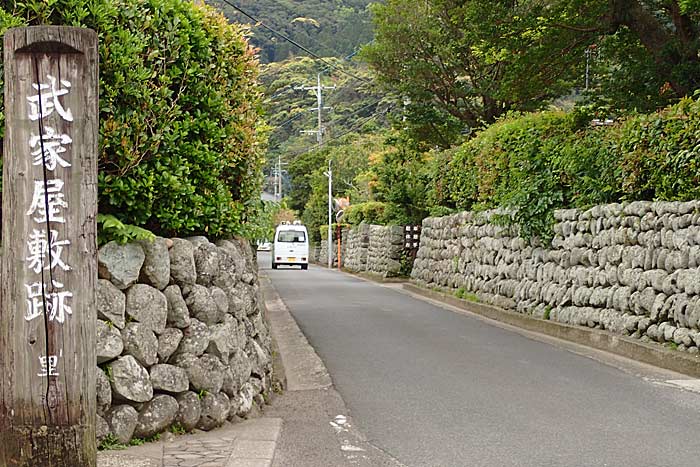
left=411, top=201, right=700, bottom=353
left=96, top=235, right=273, bottom=445
left=365, top=225, right=404, bottom=277
left=318, top=237, right=341, bottom=268
left=343, top=224, right=370, bottom=272
left=317, top=224, right=404, bottom=277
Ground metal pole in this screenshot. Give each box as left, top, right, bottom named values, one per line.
left=317, top=73, right=323, bottom=146
left=585, top=48, right=590, bottom=91
left=273, top=164, right=277, bottom=199
left=327, top=159, right=332, bottom=268
left=278, top=154, right=282, bottom=200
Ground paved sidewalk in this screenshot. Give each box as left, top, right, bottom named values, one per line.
left=97, top=418, right=282, bottom=467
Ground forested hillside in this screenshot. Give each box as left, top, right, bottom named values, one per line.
left=261, top=57, right=390, bottom=180
left=208, top=0, right=374, bottom=63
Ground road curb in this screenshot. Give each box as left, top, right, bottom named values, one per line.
left=310, top=261, right=408, bottom=283
left=260, top=275, right=288, bottom=393
left=403, top=282, right=700, bottom=378
left=340, top=268, right=408, bottom=284
left=259, top=272, right=333, bottom=391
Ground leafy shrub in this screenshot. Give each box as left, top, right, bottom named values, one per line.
left=97, top=214, right=155, bottom=246
left=343, top=201, right=387, bottom=225
left=435, top=98, right=700, bottom=241
left=1, top=0, right=265, bottom=240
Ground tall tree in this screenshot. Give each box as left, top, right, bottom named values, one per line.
left=364, top=0, right=700, bottom=146
left=551, top=0, right=700, bottom=98
left=362, top=0, right=584, bottom=146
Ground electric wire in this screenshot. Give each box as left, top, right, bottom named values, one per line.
left=274, top=97, right=382, bottom=132
left=219, top=0, right=372, bottom=84
left=288, top=105, right=393, bottom=160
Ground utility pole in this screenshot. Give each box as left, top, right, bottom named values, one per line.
left=297, top=73, right=335, bottom=147
left=272, top=163, right=278, bottom=200
left=298, top=72, right=335, bottom=267
left=278, top=154, right=282, bottom=200
left=323, top=159, right=332, bottom=269
left=272, top=155, right=287, bottom=201
left=585, top=44, right=597, bottom=91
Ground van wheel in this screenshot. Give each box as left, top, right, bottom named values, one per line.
left=301, top=264, right=308, bottom=270
left=272, top=263, right=278, bottom=270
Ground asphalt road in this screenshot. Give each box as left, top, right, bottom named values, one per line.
left=259, top=253, right=700, bottom=467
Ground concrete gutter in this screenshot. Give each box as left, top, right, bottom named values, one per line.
left=340, top=268, right=407, bottom=284
left=403, top=282, right=700, bottom=379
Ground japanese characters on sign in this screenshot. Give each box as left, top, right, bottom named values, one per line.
left=24, top=74, right=74, bottom=378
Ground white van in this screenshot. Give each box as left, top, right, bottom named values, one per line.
left=272, top=222, right=309, bottom=270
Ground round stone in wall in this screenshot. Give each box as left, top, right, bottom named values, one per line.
left=107, top=404, right=139, bottom=444
left=194, top=242, right=220, bottom=286
left=122, top=322, right=158, bottom=367
left=164, top=284, right=191, bottom=329
left=125, top=284, right=168, bottom=335
left=138, top=237, right=171, bottom=290
left=175, top=353, right=225, bottom=394
left=133, top=394, right=179, bottom=439
left=169, top=238, right=197, bottom=287
left=97, top=279, right=126, bottom=329
left=98, top=241, right=145, bottom=290
left=108, top=355, right=153, bottom=403
left=176, top=391, right=202, bottom=432
left=174, top=318, right=210, bottom=357
left=196, top=392, right=230, bottom=431
left=96, top=320, right=123, bottom=364
left=157, top=328, right=184, bottom=362
left=96, top=414, right=110, bottom=444
left=150, top=364, right=189, bottom=394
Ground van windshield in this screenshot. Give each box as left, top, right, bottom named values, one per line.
left=277, top=230, right=306, bottom=243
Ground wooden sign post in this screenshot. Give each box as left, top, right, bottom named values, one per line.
left=1, top=27, right=98, bottom=466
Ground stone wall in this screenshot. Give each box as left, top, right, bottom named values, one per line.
left=344, top=224, right=370, bottom=272
left=332, top=224, right=404, bottom=278
left=311, top=224, right=405, bottom=277
left=96, top=236, right=273, bottom=444
left=319, top=237, right=341, bottom=268
left=412, top=201, right=700, bottom=352
left=366, top=225, right=404, bottom=277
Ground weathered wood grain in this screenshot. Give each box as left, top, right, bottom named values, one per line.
left=1, top=26, right=98, bottom=467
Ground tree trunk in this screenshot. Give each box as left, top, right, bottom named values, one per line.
left=609, top=0, right=697, bottom=96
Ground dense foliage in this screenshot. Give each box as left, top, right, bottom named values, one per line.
left=294, top=99, right=700, bottom=244
left=289, top=130, right=433, bottom=242
left=260, top=56, right=389, bottom=194
left=364, top=0, right=700, bottom=148
left=342, top=201, right=387, bottom=225
left=362, top=0, right=581, bottom=146
left=208, top=0, right=374, bottom=63
left=1, top=0, right=265, bottom=239
left=433, top=98, right=700, bottom=240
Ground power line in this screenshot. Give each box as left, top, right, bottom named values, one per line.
left=272, top=89, right=383, bottom=133
left=297, top=73, right=337, bottom=147
left=288, top=105, right=393, bottom=160
left=330, top=99, right=383, bottom=129
left=273, top=112, right=306, bottom=131
left=219, top=0, right=372, bottom=84
left=327, top=106, right=392, bottom=143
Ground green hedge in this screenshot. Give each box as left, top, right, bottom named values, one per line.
left=1, top=0, right=265, bottom=239
left=435, top=98, right=700, bottom=240
left=342, top=201, right=387, bottom=225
